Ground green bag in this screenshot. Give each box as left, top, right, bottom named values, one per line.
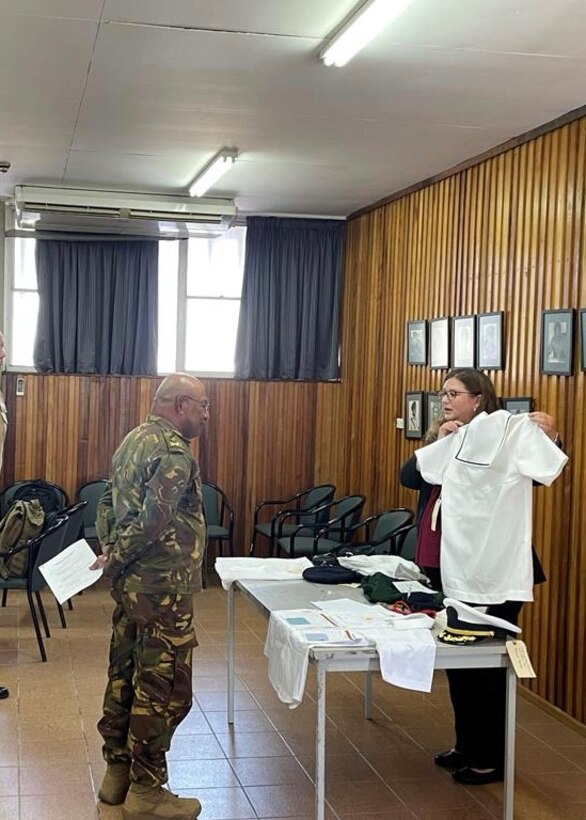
left=0, top=500, right=45, bottom=579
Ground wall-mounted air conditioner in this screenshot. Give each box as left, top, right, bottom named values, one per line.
left=11, top=186, right=238, bottom=237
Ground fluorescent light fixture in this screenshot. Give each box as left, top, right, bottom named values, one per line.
left=188, top=148, right=239, bottom=197
left=320, top=0, right=414, bottom=67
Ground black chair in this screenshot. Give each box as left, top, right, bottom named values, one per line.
left=250, top=483, right=336, bottom=556
left=61, top=501, right=88, bottom=549
left=395, top=524, right=418, bottom=561
left=326, top=508, right=414, bottom=556
left=76, top=479, right=108, bottom=542
left=276, top=495, right=366, bottom=558
left=0, top=516, right=69, bottom=661
left=202, top=481, right=234, bottom=558
left=0, top=479, right=69, bottom=517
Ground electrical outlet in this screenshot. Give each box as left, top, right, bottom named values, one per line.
left=15, top=377, right=25, bottom=396
left=396, top=417, right=404, bottom=429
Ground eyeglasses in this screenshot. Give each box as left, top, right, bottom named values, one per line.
left=183, top=396, right=211, bottom=411
left=438, top=389, right=477, bottom=401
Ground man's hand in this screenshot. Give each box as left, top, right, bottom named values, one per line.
left=90, top=547, right=111, bottom=572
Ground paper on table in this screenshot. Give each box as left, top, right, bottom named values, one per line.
left=39, top=539, right=103, bottom=604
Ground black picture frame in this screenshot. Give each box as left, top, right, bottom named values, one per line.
left=580, top=308, right=586, bottom=370
left=477, top=311, right=504, bottom=370
left=451, top=315, right=476, bottom=368
left=540, top=309, right=574, bottom=375
left=430, top=317, right=450, bottom=369
left=405, top=391, right=424, bottom=439
left=425, top=391, right=442, bottom=430
left=502, top=397, right=534, bottom=415
left=406, top=319, right=427, bottom=365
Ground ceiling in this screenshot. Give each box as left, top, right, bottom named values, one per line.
left=1, top=0, right=586, bottom=219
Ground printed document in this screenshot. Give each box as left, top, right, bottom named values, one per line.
left=39, top=539, right=103, bottom=604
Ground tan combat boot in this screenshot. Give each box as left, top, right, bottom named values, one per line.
left=98, top=761, right=131, bottom=805
left=122, top=784, right=202, bottom=820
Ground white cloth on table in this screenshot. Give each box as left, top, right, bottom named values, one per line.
left=215, top=557, right=312, bottom=589
left=362, top=628, right=437, bottom=692
left=264, top=612, right=312, bottom=708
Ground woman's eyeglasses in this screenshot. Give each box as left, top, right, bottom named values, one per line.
left=437, top=389, right=476, bottom=401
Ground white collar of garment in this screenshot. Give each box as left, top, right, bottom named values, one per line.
left=455, top=410, right=519, bottom=467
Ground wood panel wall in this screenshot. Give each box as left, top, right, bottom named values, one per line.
left=2, top=114, right=585, bottom=723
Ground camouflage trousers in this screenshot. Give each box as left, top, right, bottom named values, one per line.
left=97, top=589, right=198, bottom=787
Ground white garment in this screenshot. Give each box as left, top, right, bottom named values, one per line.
left=363, top=628, right=436, bottom=692
left=215, top=557, right=312, bottom=589
left=264, top=612, right=313, bottom=708
left=415, top=411, right=568, bottom=603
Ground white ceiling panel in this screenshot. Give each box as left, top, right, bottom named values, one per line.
left=102, top=0, right=358, bottom=38
left=0, top=0, right=102, bottom=20
left=2, top=1, right=586, bottom=213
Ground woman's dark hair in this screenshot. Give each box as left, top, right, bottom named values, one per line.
left=425, top=368, right=500, bottom=443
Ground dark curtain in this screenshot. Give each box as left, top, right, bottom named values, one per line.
left=234, top=217, right=345, bottom=380
left=33, top=240, right=158, bottom=375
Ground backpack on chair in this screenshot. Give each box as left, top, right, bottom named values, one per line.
left=0, top=500, right=46, bottom=579
left=11, top=480, right=63, bottom=517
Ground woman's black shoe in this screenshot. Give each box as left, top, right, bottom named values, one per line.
left=0, top=686, right=9, bottom=700
left=434, top=749, right=465, bottom=769
left=452, top=766, right=503, bottom=785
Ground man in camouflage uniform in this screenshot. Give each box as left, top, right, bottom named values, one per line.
left=93, top=373, right=208, bottom=820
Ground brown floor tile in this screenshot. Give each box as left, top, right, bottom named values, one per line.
left=180, top=786, right=256, bottom=818
left=325, top=779, right=405, bottom=815
left=167, top=734, right=225, bottom=760
left=215, top=731, right=294, bottom=758
left=206, top=709, right=276, bottom=734
left=20, top=792, right=99, bottom=820
left=19, top=762, right=93, bottom=795
left=0, top=796, right=19, bottom=820
left=230, top=755, right=312, bottom=786
left=244, top=783, right=320, bottom=818
left=168, top=758, right=240, bottom=789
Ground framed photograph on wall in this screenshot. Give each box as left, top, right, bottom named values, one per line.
left=451, top=315, right=476, bottom=368
left=540, top=309, right=574, bottom=375
left=405, top=391, right=424, bottom=439
left=502, top=397, right=534, bottom=415
left=425, top=391, right=442, bottom=431
left=406, top=319, right=427, bottom=365
left=430, top=317, right=450, bottom=369
left=477, top=311, right=504, bottom=370
left=580, top=308, right=586, bottom=370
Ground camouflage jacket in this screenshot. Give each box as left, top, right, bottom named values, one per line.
left=96, top=414, right=205, bottom=594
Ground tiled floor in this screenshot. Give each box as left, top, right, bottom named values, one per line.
left=1, top=576, right=585, bottom=819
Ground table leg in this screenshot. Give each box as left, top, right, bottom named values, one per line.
left=364, top=669, right=372, bottom=719
left=503, top=664, right=517, bottom=820
left=315, top=663, right=326, bottom=820
left=227, top=584, right=235, bottom=724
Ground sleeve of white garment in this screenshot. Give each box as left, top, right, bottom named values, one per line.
left=513, top=417, right=568, bottom=485
left=414, top=432, right=459, bottom=485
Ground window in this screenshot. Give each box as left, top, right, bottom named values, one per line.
left=6, top=238, right=39, bottom=368
left=5, top=227, right=247, bottom=375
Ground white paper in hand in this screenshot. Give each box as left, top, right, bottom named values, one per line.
left=39, top=539, right=103, bottom=604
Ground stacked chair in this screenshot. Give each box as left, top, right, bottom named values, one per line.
left=250, top=483, right=336, bottom=556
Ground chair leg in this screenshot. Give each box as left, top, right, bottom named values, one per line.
left=35, top=591, right=51, bottom=638
left=27, top=590, right=47, bottom=662
left=56, top=601, right=67, bottom=629
left=249, top=530, right=257, bottom=556
left=1, top=589, right=7, bottom=607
